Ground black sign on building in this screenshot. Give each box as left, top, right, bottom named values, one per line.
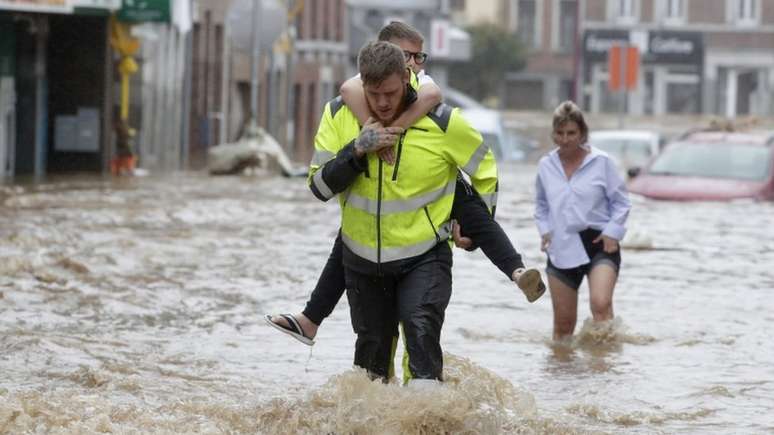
left=582, top=29, right=703, bottom=66
left=581, top=29, right=705, bottom=114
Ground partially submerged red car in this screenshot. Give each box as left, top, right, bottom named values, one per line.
left=627, top=131, right=774, bottom=201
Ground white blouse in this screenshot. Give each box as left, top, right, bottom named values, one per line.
left=534, top=146, right=631, bottom=269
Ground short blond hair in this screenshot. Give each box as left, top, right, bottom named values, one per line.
left=552, top=100, right=589, bottom=143
left=358, top=41, right=406, bottom=86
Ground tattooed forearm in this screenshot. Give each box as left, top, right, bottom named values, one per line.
left=355, top=129, right=380, bottom=153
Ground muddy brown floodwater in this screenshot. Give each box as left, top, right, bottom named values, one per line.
left=1, top=164, right=772, bottom=434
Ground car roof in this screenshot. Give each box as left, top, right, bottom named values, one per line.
left=678, top=131, right=774, bottom=146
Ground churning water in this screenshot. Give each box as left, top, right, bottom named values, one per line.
left=1, top=164, right=772, bottom=434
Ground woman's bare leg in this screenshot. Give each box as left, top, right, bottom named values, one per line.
left=548, top=274, right=578, bottom=340
left=587, top=264, right=617, bottom=322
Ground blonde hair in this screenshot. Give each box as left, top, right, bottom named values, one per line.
left=552, top=100, right=589, bottom=143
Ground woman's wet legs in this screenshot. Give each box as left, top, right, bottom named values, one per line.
left=587, top=264, right=617, bottom=322
left=548, top=274, right=578, bottom=340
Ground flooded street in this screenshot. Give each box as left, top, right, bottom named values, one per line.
left=1, top=164, right=773, bottom=434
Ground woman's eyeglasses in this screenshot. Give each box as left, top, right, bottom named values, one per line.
left=403, top=50, right=428, bottom=65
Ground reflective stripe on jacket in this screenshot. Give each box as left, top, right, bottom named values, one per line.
left=308, top=97, right=498, bottom=265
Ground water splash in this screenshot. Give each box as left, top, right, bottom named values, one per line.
left=573, top=317, right=655, bottom=349
left=254, top=353, right=588, bottom=434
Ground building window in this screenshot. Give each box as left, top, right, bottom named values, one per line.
left=517, top=0, right=539, bottom=49
left=557, top=0, right=578, bottom=53
left=450, top=0, right=466, bottom=11
left=658, top=0, right=686, bottom=24
left=309, top=0, right=317, bottom=39
left=323, top=0, right=330, bottom=41
left=728, top=0, right=759, bottom=26
left=334, top=0, right=343, bottom=41
left=609, top=0, right=640, bottom=24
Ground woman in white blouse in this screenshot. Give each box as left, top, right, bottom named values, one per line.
left=534, top=101, right=631, bottom=341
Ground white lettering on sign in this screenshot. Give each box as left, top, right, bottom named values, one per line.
left=585, top=34, right=628, bottom=53
left=650, top=37, right=694, bottom=55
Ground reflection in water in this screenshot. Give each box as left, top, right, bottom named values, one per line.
left=1, top=165, right=773, bottom=433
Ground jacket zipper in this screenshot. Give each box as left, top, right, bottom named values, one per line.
left=392, top=132, right=406, bottom=181
left=376, top=159, right=383, bottom=274
left=423, top=206, right=440, bottom=243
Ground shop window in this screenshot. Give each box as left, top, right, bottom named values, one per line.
left=663, top=69, right=701, bottom=114
left=517, top=0, right=539, bottom=50
left=666, top=82, right=699, bottom=114
left=718, top=67, right=765, bottom=116
left=736, top=71, right=758, bottom=115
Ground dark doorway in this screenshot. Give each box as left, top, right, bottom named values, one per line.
left=46, top=14, right=106, bottom=173
left=13, top=17, right=40, bottom=175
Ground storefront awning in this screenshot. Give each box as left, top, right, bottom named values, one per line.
left=0, top=0, right=72, bottom=14
left=0, top=1, right=124, bottom=15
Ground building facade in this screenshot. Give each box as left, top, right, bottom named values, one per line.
left=348, top=0, right=470, bottom=91
left=188, top=0, right=349, bottom=167
left=290, top=0, right=349, bottom=164
left=451, top=0, right=579, bottom=110
left=0, top=1, right=119, bottom=178
left=0, top=0, right=192, bottom=178
left=505, top=0, right=580, bottom=110
left=582, top=0, right=774, bottom=117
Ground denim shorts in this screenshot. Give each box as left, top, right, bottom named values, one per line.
left=546, top=228, right=621, bottom=291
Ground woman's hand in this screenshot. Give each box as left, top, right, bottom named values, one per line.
left=540, top=234, right=552, bottom=252
left=593, top=234, right=620, bottom=253
left=451, top=220, right=473, bottom=250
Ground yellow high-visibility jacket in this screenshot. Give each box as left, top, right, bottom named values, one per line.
left=308, top=92, right=498, bottom=265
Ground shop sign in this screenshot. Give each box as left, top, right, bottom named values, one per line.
left=117, top=0, right=170, bottom=23
left=584, top=29, right=703, bottom=65
left=647, top=31, right=703, bottom=64
left=583, top=29, right=629, bottom=62
left=0, top=0, right=72, bottom=14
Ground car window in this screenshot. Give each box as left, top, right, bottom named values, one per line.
left=649, top=143, right=772, bottom=181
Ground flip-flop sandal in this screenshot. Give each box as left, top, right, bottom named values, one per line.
left=517, top=268, right=547, bottom=303
left=264, top=314, right=315, bottom=346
